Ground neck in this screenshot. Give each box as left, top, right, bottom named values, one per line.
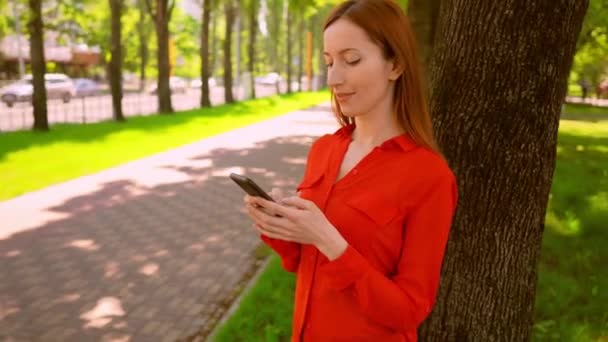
left=352, top=113, right=402, bottom=149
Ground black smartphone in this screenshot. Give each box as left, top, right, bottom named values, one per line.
left=229, top=173, right=275, bottom=202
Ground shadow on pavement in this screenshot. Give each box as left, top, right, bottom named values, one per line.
left=0, top=134, right=316, bottom=341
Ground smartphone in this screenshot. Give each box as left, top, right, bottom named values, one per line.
left=229, top=173, right=275, bottom=202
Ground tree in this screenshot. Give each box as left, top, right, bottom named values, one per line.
left=285, top=1, right=292, bottom=94
left=247, top=0, right=257, bottom=99
left=136, top=0, right=153, bottom=91
left=199, top=0, right=212, bottom=107
left=418, top=1, right=589, bottom=340
left=223, top=0, right=235, bottom=104
left=407, top=0, right=440, bottom=69
left=28, top=0, right=48, bottom=131
left=145, top=0, right=175, bottom=113
left=109, top=0, right=125, bottom=121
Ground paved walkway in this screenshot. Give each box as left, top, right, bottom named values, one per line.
left=0, top=103, right=338, bottom=341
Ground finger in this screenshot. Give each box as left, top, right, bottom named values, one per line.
left=281, top=196, right=312, bottom=210
left=255, top=224, right=298, bottom=242
left=252, top=197, right=298, bottom=219
left=248, top=203, right=287, bottom=228
left=270, top=188, right=284, bottom=201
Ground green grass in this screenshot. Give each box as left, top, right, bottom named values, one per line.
left=0, top=90, right=329, bottom=201
left=212, top=254, right=295, bottom=342
left=212, top=103, right=608, bottom=342
left=533, top=104, right=608, bottom=341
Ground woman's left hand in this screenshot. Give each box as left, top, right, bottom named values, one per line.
left=245, top=195, right=348, bottom=261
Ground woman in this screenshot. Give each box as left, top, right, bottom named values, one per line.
left=244, top=0, right=458, bottom=340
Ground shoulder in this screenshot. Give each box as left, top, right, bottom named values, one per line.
left=398, top=147, right=457, bottom=198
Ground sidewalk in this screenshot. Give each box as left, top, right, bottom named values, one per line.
left=0, top=103, right=338, bottom=341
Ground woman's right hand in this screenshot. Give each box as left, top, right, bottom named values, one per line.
left=243, top=187, right=286, bottom=222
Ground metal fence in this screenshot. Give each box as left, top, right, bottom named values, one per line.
left=0, top=84, right=286, bottom=132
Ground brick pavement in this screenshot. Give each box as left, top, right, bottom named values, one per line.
left=0, top=103, right=338, bottom=341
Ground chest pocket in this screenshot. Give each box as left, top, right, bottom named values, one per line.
left=345, top=192, right=401, bottom=228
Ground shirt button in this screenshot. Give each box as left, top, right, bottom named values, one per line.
left=353, top=169, right=359, bottom=175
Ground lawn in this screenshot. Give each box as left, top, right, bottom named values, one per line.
left=0, top=90, right=329, bottom=201
left=211, top=102, right=608, bottom=342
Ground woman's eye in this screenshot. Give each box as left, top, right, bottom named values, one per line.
left=346, top=59, right=361, bottom=65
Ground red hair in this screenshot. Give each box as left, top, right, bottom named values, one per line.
left=324, top=0, right=438, bottom=152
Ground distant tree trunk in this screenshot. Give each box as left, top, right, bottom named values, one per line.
left=109, top=0, right=125, bottom=121
left=418, top=1, right=589, bottom=341
left=200, top=0, right=212, bottom=107
left=146, top=0, right=174, bottom=113
left=137, top=0, right=150, bottom=92
left=297, top=13, right=304, bottom=92
left=27, top=0, right=48, bottom=131
left=247, top=0, right=257, bottom=99
left=408, top=0, right=441, bottom=69
left=210, top=2, right=218, bottom=76
left=223, top=0, right=235, bottom=104
left=285, top=2, right=292, bottom=94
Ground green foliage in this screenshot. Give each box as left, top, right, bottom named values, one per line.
left=570, top=0, right=608, bottom=85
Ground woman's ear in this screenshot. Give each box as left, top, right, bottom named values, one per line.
left=388, top=60, right=403, bottom=81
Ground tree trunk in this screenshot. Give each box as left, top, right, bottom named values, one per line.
left=210, top=1, right=217, bottom=77
left=200, top=0, right=212, bottom=107
left=418, top=1, right=588, bottom=341
left=223, top=0, right=235, bottom=104
left=285, top=2, right=292, bottom=94
left=407, top=0, right=441, bottom=70
left=27, top=0, right=48, bottom=131
left=248, top=0, right=257, bottom=99
left=109, top=0, right=125, bottom=121
left=137, top=0, right=150, bottom=92
left=155, top=0, right=173, bottom=113
left=297, top=13, right=303, bottom=92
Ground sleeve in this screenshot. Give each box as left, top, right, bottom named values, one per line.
left=260, top=235, right=301, bottom=273
left=317, top=171, right=458, bottom=332
left=259, top=135, right=328, bottom=273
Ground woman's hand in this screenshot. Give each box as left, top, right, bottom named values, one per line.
left=243, top=191, right=348, bottom=261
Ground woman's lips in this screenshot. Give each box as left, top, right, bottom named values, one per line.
left=335, top=92, right=355, bottom=102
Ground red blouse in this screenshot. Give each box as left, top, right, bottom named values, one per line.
left=261, top=124, right=458, bottom=341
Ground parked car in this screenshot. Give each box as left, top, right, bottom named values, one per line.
left=148, top=76, right=188, bottom=94
left=0, top=73, right=75, bottom=107
left=255, top=72, right=282, bottom=86
left=74, top=78, right=102, bottom=97
left=190, top=77, right=217, bottom=88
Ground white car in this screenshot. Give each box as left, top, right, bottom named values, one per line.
left=0, top=73, right=75, bottom=107
left=148, top=76, right=188, bottom=94
left=255, top=72, right=282, bottom=86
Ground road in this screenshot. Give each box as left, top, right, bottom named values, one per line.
left=0, top=83, right=293, bottom=132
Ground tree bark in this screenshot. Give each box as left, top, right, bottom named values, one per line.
left=247, top=0, right=257, bottom=99
left=137, top=0, right=150, bottom=92
left=418, top=1, right=588, bottom=341
left=147, top=0, right=174, bottom=113
left=27, top=0, right=48, bottom=131
left=297, top=13, right=304, bottom=92
left=407, top=0, right=441, bottom=70
left=223, top=0, right=235, bottom=104
left=109, top=0, right=125, bottom=121
left=285, top=2, right=292, bottom=94
left=200, top=0, right=212, bottom=107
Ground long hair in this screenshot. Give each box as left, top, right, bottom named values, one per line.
left=324, top=0, right=438, bottom=152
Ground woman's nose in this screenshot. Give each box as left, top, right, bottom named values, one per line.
left=327, top=66, right=345, bottom=87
